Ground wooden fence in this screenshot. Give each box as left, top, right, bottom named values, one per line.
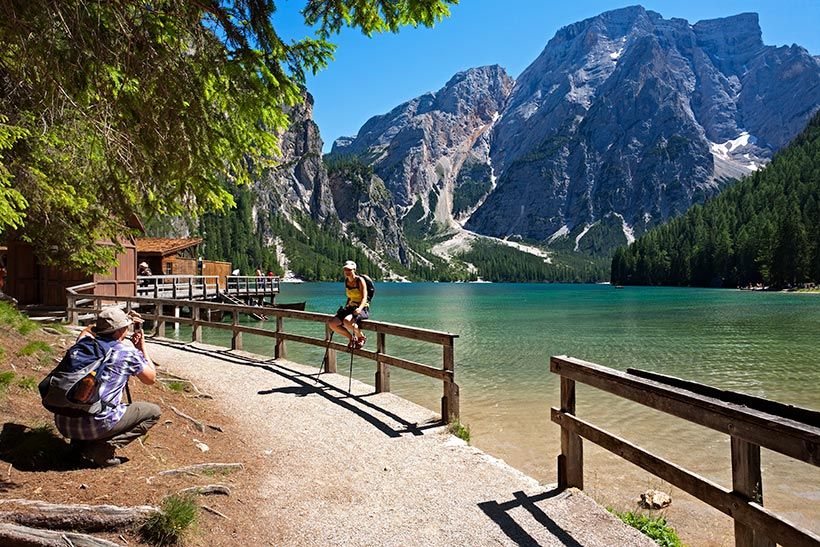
left=66, top=291, right=459, bottom=422
left=550, top=355, right=820, bottom=547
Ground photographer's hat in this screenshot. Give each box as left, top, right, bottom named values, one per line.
left=94, top=307, right=132, bottom=334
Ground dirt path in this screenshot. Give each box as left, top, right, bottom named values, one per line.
left=148, top=339, right=654, bottom=546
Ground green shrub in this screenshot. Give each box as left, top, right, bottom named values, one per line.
left=140, top=494, right=198, bottom=546
left=448, top=420, right=471, bottom=443
left=19, top=340, right=53, bottom=356
left=610, top=510, right=683, bottom=547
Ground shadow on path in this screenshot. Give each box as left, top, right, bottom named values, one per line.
left=151, top=339, right=442, bottom=439
left=478, top=489, right=584, bottom=547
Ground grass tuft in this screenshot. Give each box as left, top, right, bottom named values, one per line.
left=448, top=420, right=471, bottom=443
left=165, top=380, right=187, bottom=393
left=17, top=376, right=38, bottom=391
left=140, top=494, right=198, bottom=546
left=0, top=370, right=15, bottom=391
left=610, top=509, right=683, bottom=547
left=19, top=340, right=53, bottom=356
left=0, top=302, right=39, bottom=335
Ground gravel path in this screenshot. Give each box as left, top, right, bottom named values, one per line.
left=149, top=340, right=654, bottom=546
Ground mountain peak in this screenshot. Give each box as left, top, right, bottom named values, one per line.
left=693, top=13, right=763, bottom=74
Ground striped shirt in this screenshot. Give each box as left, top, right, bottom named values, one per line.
left=54, top=337, right=148, bottom=440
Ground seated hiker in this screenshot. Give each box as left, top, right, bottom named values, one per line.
left=327, top=260, right=370, bottom=349
left=51, top=308, right=159, bottom=467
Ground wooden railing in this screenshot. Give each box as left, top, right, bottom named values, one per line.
left=136, top=275, right=220, bottom=299
left=66, top=292, right=459, bottom=422
left=550, top=356, right=820, bottom=547
left=225, top=275, right=280, bottom=297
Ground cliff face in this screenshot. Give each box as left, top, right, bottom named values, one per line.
left=330, top=65, right=514, bottom=228
left=465, top=8, right=820, bottom=246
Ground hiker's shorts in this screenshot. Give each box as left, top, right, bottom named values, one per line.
left=335, top=306, right=369, bottom=323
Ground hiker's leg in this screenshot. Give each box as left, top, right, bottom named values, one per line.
left=342, top=315, right=361, bottom=341
left=101, top=402, right=162, bottom=450
left=328, top=316, right=353, bottom=342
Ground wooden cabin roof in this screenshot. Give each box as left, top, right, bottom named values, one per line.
left=136, top=237, right=202, bottom=257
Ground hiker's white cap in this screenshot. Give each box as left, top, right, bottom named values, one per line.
left=94, top=307, right=132, bottom=334
left=343, top=260, right=357, bottom=270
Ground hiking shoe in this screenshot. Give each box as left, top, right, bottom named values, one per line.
left=354, top=334, right=366, bottom=349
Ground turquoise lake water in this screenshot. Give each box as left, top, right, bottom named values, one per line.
left=168, top=283, right=819, bottom=544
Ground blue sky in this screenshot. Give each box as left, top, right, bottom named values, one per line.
left=274, top=1, right=820, bottom=151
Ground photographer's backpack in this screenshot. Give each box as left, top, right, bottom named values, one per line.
left=39, top=337, right=117, bottom=417
left=359, top=274, right=375, bottom=301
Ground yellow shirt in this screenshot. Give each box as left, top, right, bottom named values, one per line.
left=345, top=277, right=369, bottom=307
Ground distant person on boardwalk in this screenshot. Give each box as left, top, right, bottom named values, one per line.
left=328, top=260, right=369, bottom=349
left=137, top=261, right=152, bottom=276
left=52, top=308, right=159, bottom=467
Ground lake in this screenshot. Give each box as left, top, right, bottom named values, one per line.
left=169, top=283, right=820, bottom=545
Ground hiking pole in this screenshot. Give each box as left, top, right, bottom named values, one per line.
left=348, top=343, right=355, bottom=393
left=315, top=331, right=334, bottom=382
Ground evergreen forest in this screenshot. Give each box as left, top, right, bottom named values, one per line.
left=611, top=113, right=820, bottom=288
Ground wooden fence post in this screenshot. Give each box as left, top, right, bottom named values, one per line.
left=324, top=324, right=337, bottom=373
left=191, top=306, right=201, bottom=343
left=731, top=437, right=774, bottom=547
left=274, top=315, right=286, bottom=359
left=67, top=295, right=77, bottom=325
left=441, top=339, right=459, bottom=423
left=558, top=375, right=583, bottom=490
left=156, top=305, right=165, bottom=338
left=231, top=310, right=242, bottom=350
left=375, top=332, right=389, bottom=393
left=188, top=278, right=193, bottom=299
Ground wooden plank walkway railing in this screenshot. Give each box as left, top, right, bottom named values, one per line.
left=550, top=355, right=820, bottom=547
left=66, top=291, right=460, bottom=422
left=136, top=275, right=221, bottom=299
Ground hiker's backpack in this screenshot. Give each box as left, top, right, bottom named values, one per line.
left=358, top=274, right=375, bottom=302
left=38, top=337, right=118, bottom=417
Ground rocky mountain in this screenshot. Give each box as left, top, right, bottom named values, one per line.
left=331, top=7, right=820, bottom=256
left=252, top=93, right=410, bottom=269
left=331, top=65, right=514, bottom=228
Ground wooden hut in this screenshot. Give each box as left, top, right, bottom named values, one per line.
left=136, top=238, right=231, bottom=288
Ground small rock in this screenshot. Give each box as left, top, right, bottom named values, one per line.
left=639, top=489, right=672, bottom=509
left=193, top=439, right=210, bottom=452
left=79, top=484, right=89, bottom=490
left=263, top=449, right=273, bottom=456
left=164, top=420, right=173, bottom=425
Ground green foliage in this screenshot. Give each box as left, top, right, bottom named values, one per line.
left=612, top=112, right=820, bottom=288
left=0, top=370, right=14, bottom=391
left=448, top=420, right=471, bottom=443
left=19, top=340, right=53, bottom=357
left=271, top=214, right=383, bottom=281
left=460, top=240, right=609, bottom=283
left=140, top=494, right=199, bottom=546
left=0, top=0, right=456, bottom=273
left=198, top=184, right=281, bottom=275
left=0, top=302, right=39, bottom=334
left=610, top=510, right=683, bottom=547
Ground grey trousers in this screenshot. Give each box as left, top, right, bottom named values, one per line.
left=74, top=402, right=161, bottom=463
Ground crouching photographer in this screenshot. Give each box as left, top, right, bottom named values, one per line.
left=41, top=307, right=160, bottom=467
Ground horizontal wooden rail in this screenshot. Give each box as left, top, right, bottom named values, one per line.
left=66, top=291, right=459, bottom=422
left=550, top=355, right=819, bottom=547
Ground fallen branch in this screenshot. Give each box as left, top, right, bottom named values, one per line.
left=201, top=505, right=229, bottom=519
left=159, top=463, right=244, bottom=477
left=157, top=377, right=213, bottom=399
left=0, top=499, right=158, bottom=532
left=177, top=484, right=231, bottom=497
left=0, top=522, right=125, bottom=546
left=169, top=406, right=205, bottom=433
